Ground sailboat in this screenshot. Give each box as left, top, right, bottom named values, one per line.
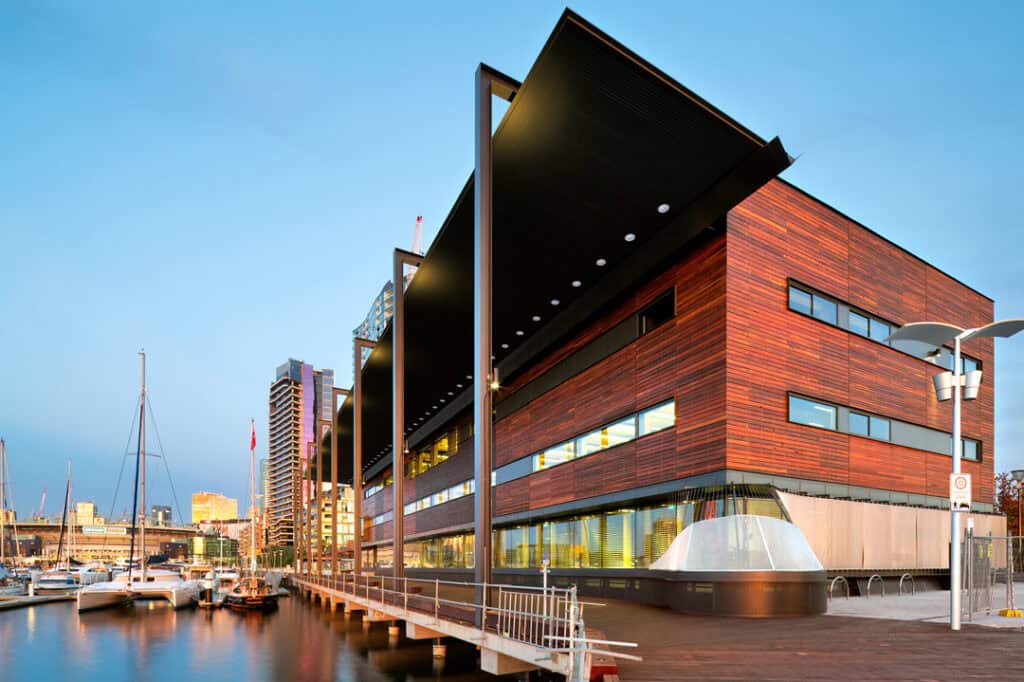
left=0, top=439, right=28, bottom=596
left=224, top=419, right=278, bottom=613
left=36, top=462, right=79, bottom=594
left=79, top=352, right=200, bottom=612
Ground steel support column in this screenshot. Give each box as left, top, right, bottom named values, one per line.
left=473, top=64, right=518, bottom=600
left=392, top=248, right=423, bottom=580
left=354, top=337, right=376, bottom=575
left=306, top=441, right=315, bottom=578
left=331, top=387, right=349, bottom=577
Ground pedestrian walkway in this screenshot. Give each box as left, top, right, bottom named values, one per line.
left=828, top=588, right=1024, bottom=629
left=582, top=597, right=1022, bottom=681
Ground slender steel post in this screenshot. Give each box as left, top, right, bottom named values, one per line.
left=474, top=64, right=495, bottom=594
left=354, top=338, right=376, bottom=575
left=306, top=441, right=314, bottom=579
left=331, top=388, right=349, bottom=577
left=472, top=64, right=518, bottom=611
left=317, top=423, right=327, bottom=576
left=392, top=249, right=423, bottom=580
left=950, top=334, right=963, bottom=631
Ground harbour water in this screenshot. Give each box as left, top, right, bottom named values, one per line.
left=0, top=594, right=517, bottom=681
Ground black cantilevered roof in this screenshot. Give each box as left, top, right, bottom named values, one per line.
left=352, top=9, right=793, bottom=478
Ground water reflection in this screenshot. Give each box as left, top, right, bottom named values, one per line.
left=0, top=594, right=518, bottom=681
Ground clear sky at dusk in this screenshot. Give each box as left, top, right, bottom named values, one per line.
left=2, top=1, right=1023, bottom=519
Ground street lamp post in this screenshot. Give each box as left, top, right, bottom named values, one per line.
left=889, top=318, right=1024, bottom=631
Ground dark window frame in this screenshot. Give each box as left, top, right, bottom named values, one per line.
left=639, top=289, right=675, bottom=336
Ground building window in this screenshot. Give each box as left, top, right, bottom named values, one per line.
left=811, top=295, right=837, bottom=325
left=960, top=438, right=981, bottom=462
left=869, top=416, right=890, bottom=441
left=789, top=286, right=812, bottom=315
left=639, top=290, right=675, bottom=335
left=639, top=401, right=675, bottom=436
left=849, top=311, right=869, bottom=338
left=788, top=395, right=837, bottom=431
left=869, top=319, right=891, bottom=344
left=849, top=412, right=869, bottom=436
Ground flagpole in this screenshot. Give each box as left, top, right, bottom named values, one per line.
left=250, top=419, right=257, bottom=573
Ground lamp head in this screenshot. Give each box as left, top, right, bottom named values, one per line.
left=963, top=370, right=983, bottom=400
left=932, top=372, right=953, bottom=402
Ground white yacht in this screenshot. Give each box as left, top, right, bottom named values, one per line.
left=78, top=568, right=199, bottom=612
left=35, top=569, right=79, bottom=594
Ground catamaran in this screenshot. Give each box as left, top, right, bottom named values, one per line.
left=78, top=352, right=199, bottom=612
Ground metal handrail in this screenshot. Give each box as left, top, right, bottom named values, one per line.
left=866, top=574, right=885, bottom=598
left=828, top=576, right=850, bottom=600
left=898, top=573, right=915, bottom=596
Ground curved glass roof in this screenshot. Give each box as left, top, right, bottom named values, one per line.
left=650, top=515, right=823, bottom=572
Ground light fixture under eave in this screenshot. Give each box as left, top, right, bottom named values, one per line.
left=572, top=280, right=581, bottom=288
left=532, top=315, right=541, bottom=322
left=657, top=203, right=670, bottom=214
left=624, top=233, right=636, bottom=242
left=501, top=343, right=509, bottom=349
left=551, top=299, right=560, bottom=306
left=515, top=330, right=524, bottom=336
left=596, top=258, right=607, bottom=266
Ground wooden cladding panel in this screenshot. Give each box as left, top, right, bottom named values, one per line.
left=726, top=180, right=994, bottom=501
left=491, top=237, right=727, bottom=511
left=405, top=495, right=474, bottom=537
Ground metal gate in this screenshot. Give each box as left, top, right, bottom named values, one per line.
left=962, top=531, right=1020, bottom=621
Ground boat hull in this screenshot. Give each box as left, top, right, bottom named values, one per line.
left=77, top=588, right=135, bottom=612
left=224, top=594, right=278, bottom=612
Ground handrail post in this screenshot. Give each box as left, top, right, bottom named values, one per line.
left=435, top=578, right=439, bottom=620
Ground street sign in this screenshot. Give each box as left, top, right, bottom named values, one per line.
left=950, top=473, right=972, bottom=511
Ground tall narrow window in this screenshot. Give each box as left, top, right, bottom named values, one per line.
left=788, top=286, right=812, bottom=315
left=639, top=290, right=674, bottom=335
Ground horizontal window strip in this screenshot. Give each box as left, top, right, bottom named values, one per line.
left=787, top=281, right=981, bottom=373
left=787, top=392, right=982, bottom=462
left=493, top=400, right=676, bottom=485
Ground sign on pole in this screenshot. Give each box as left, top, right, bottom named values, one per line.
left=950, top=473, right=972, bottom=511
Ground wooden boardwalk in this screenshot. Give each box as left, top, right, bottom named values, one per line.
left=584, top=598, right=1021, bottom=681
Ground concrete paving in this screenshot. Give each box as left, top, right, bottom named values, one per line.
left=827, top=588, right=1024, bottom=629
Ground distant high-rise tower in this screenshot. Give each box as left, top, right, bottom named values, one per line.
left=352, top=217, right=425, bottom=365
left=267, top=359, right=333, bottom=548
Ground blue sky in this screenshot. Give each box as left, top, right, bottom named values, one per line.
left=1, top=1, right=1022, bottom=519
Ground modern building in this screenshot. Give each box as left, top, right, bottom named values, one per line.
left=73, top=501, right=96, bottom=526
left=191, top=492, right=238, bottom=524
left=308, top=483, right=355, bottom=563
left=354, top=281, right=394, bottom=366
left=189, top=534, right=239, bottom=564
left=332, top=10, right=1001, bottom=613
left=267, top=359, right=333, bottom=547
left=150, top=505, right=172, bottom=526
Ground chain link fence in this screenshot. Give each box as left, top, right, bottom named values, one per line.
left=961, top=531, right=1022, bottom=621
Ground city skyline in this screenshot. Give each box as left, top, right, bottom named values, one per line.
left=2, top=1, right=1023, bottom=517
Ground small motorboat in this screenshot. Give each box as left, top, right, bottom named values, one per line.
left=224, top=575, right=278, bottom=612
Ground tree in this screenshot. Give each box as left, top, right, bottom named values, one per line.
left=995, top=472, right=1021, bottom=536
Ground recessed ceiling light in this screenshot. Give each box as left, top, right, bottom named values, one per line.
left=595, top=258, right=606, bottom=267
left=624, top=233, right=636, bottom=242
left=657, top=203, right=670, bottom=214
left=532, top=315, right=541, bottom=322
left=572, top=280, right=582, bottom=288
left=515, top=330, right=524, bottom=336
left=456, top=383, right=463, bottom=388
left=448, top=391, right=454, bottom=396
left=501, top=343, right=509, bottom=349
left=466, top=375, right=472, bottom=380
left=439, top=398, right=446, bottom=403
left=551, top=299, right=560, bottom=306
left=432, top=405, right=438, bottom=409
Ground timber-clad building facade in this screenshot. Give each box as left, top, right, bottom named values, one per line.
left=326, top=10, right=999, bottom=601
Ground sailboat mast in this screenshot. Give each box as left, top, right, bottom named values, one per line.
left=140, top=351, right=147, bottom=582
left=1, top=439, right=6, bottom=567
left=250, top=419, right=256, bottom=573
left=68, top=461, right=73, bottom=571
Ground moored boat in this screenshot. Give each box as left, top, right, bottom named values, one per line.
left=223, top=575, right=278, bottom=612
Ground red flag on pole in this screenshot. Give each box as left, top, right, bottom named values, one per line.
left=250, top=419, right=256, bottom=452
